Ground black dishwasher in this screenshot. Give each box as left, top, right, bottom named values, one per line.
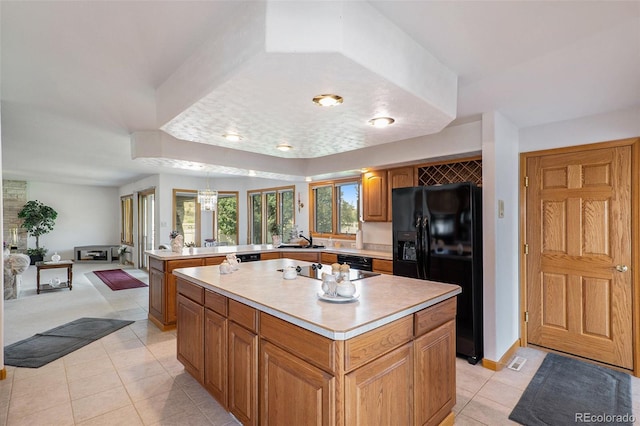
left=237, top=253, right=261, bottom=262
left=336, top=254, right=373, bottom=271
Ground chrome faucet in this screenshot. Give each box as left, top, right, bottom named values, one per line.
left=299, top=232, right=313, bottom=246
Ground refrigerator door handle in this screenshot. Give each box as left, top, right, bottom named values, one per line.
left=422, top=216, right=431, bottom=279
left=415, top=216, right=423, bottom=279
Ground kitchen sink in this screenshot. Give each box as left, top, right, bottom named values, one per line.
left=278, top=244, right=325, bottom=249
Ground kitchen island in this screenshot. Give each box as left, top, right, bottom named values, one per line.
left=173, top=258, right=460, bottom=426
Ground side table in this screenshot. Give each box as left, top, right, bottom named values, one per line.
left=35, top=260, right=73, bottom=294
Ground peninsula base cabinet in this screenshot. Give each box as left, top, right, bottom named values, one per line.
left=175, top=277, right=457, bottom=426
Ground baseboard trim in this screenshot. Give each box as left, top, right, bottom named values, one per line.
left=482, top=339, right=521, bottom=371
left=438, top=412, right=455, bottom=426
left=0, top=367, right=7, bottom=380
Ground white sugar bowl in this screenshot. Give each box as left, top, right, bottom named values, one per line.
left=336, top=280, right=356, bottom=297
left=220, top=261, right=232, bottom=274
left=283, top=265, right=297, bottom=280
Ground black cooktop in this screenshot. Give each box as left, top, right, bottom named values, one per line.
left=280, top=264, right=380, bottom=281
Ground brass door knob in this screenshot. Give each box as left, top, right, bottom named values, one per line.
left=615, top=265, right=629, bottom=272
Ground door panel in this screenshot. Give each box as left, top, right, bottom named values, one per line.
left=526, top=145, right=632, bottom=369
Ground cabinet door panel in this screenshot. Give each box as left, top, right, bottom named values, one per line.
left=177, top=294, right=204, bottom=382
left=149, top=268, right=164, bottom=321
left=345, top=343, right=413, bottom=425
left=228, top=322, right=258, bottom=426
left=205, top=309, right=228, bottom=407
left=260, top=340, right=334, bottom=426
left=414, top=320, right=456, bottom=426
left=363, top=170, right=388, bottom=221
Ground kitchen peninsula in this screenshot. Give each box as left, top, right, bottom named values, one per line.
left=146, top=245, right=393, bottom=330
left=173, top=258, right=460, bottom=425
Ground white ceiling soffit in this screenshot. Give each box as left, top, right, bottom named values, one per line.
left=156, top=1, right=457, bottom=160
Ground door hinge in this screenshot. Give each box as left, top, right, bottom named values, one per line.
left=524, top=311, right=529, bottom=323
left=524, top=243, right=529, bottom=255
left=524, top=176, right=529, bottom=187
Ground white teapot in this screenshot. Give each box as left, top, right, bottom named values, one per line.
left=226, top=254, right=241, bottom=270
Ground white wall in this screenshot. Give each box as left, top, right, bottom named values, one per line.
left=26, top=181, right=119, bottom=260
left=482, top=112, right=520, bottom=362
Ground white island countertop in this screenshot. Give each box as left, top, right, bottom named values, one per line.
left=173, top=258, right=460, bottom=340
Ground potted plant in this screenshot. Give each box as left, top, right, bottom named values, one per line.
left=18, top=200, right=58, bottom=265
left=269, top=222, right=282, bottom=247
left=118, top=245, right=131, bottom=265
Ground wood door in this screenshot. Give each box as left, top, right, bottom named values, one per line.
left=345, top=342, right=414, bottom=426
left=363, top=170, right=388, bottom=221
left=526, top=145, right=633, bottom=369
left=260, top=340, right=334, bottom=426
left=205, top=309, right=228, bottom=407
left=388, top=166, right=415, bottom=221
left=228, top=322, right=258, bottom=426
left=414, top=320, right=456, bottom=426
left=176, top=294, right=205, bottom=382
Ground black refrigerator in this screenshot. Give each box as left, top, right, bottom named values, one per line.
left=392, top=182, right=483, bottom=364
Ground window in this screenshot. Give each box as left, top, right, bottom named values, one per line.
left=120, top=195, right=133, bottom=245
left=248, top=186, right=295, bottom=244
left=215, top=192, right=238, bottom=245
left=310, top=178, right=360, bottom=237
left=173, top=189, right=200, bottom=246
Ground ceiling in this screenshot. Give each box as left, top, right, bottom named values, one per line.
left=2, top=1, right=639, bottom=186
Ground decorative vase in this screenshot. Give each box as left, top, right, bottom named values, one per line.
left=272, top=235, right=281, bottom=247
left=119, top=254, right=126, bottom=265
left=51, top=252, right=61, bottom=263
left=171, top=235, right=184, bottom=253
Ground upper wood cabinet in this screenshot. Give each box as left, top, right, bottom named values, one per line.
left=363, top=167, right=415, bottom=222
left=387, top=167, right=415, bottom=221
left=362, top=170, right=388, bottom=222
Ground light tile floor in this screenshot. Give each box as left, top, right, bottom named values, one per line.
left=1, top=263, right=639, bottom=425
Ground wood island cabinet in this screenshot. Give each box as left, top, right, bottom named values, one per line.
left=176, top=293, right=205, bottom=382
left=345, top=342, right=414, bottom=425
left=175, top=273, right=457, bottom=426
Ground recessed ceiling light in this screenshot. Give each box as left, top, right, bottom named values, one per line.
left=305, top=176, right=312, bottom=182
left=312, top=94, right=343, bottom=107
left=368, top=117, right=395, bottom=128
left=248, top=170, right=256, bottom=176
left=223, top=133, right=241, bottom=142
left=276, top=143, right=293, bottom=151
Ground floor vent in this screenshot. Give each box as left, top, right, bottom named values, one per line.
left=507, top=356, right=527, bottom=371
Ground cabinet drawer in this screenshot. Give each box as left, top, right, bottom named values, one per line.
left=149, top=257, right=165, bottom=272
left=177, top=279, right=204, bottom=304
left=320, top=253, right=338, bottom=264
left=414, top=297, right=457, bottom=337
left=204, top=256, right=225, bottom=266
left=167, top=258, right=204, bottom=272
left=345, top=315, right=413, bottom=371
left=372, top=258, right=393, bottom=274
left=260, top=252, right=281, bottom=260
left=205, top=289, right=227, bottom=316
left=229, top=299, right=258, bottom=333
left=281, top=251, right=319, bottom=262
left=260, top=313, right=336, bottom=373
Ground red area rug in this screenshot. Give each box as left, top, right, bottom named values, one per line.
left=93, top=269, right=148, bottom=291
